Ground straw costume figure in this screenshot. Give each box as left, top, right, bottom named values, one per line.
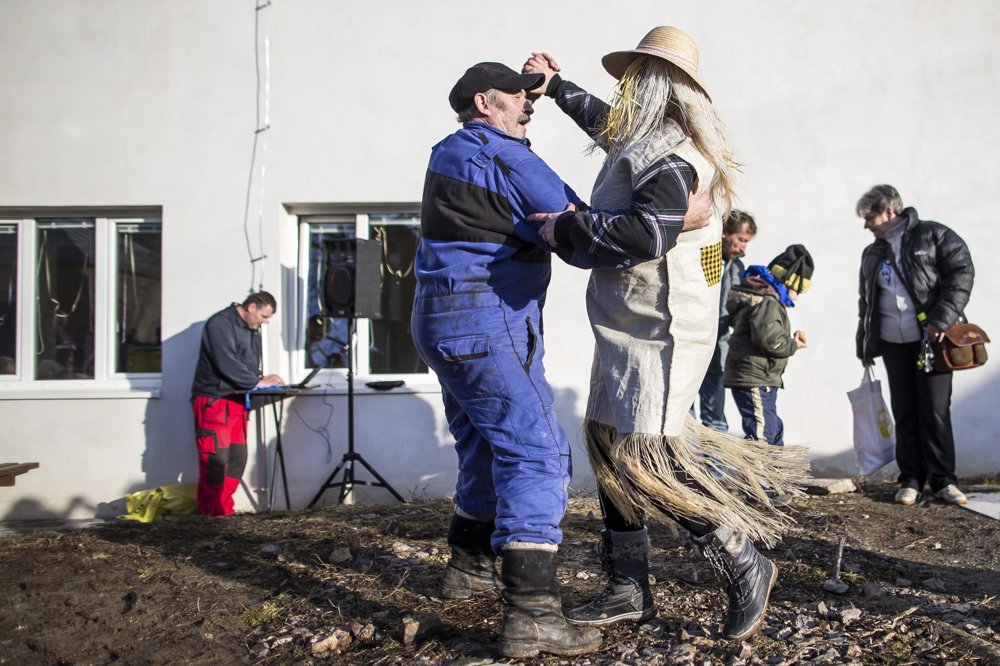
left=526, top=26, right=808, bottom=640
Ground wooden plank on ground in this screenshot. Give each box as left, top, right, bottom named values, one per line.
left=0, top=462, right=40, bottom=487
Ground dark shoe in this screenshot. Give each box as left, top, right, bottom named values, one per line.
left=766, top=490, right=794, bottom=506
left=566, top=529, right=656, bottom=626
left=439, top=514, right=501, bottom=599
left=694, top=528, right=777, bottom=640
left=499, top=546, right=602, bottom=658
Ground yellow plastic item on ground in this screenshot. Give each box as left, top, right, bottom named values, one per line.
left=119, top=482, right=198, bottom=523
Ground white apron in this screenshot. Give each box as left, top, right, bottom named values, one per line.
left=585, top=125, right=723, bottom=437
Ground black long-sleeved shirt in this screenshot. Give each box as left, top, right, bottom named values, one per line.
left=191, top=304, right=262, bottom=400
left=545, top=74, right=691, bottom=265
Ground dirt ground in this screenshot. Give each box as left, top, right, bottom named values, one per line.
left=2, top=478, right=999, bottom=666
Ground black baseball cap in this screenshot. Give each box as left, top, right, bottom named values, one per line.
left=448, top=62, right=545, bottom=113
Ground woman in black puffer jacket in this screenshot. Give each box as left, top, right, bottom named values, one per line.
left=855, top=184, right=974, bottom=507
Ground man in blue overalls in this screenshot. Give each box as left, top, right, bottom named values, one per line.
left=411, top=62, right=601, bottom=659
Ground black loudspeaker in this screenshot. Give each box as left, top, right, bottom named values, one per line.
left=323, top=238, right=382, bottom=319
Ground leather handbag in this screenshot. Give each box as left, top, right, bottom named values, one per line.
left=883, top=250, right=988, bottom=372
left=931, top=323, right=990, bottom=371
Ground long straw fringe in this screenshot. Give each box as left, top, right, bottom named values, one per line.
left=597, top=60, right=644, bottom=156
left=584, top=416, right=811, bottom=547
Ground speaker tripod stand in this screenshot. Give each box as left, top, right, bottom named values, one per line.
left=308, top=315, right=405, bottom=507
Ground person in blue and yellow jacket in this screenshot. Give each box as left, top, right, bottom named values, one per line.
left=411, top=61, right=601, bottom=659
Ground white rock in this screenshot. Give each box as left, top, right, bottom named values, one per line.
left=805, top=478, right=857, bottom=495
left=400, top=613, right=441, bottom=646
left=841, top=608, right=863, bottom=624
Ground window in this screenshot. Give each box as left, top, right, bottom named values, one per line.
left=298, top=209, right=427, bottom=379
left=0, top=225, right=16, bottom=375
left=0, top=211, right=162, bottom=386
left=115, top=221, right=162, bottom=373
left=35, top=218, right=96, bottom=379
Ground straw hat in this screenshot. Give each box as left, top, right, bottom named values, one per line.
left=601, top=26, right=710, bottom=100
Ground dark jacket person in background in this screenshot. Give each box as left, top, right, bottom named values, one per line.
left=855, top=184, right=974, bottom=507
left=191, top=291, right=284, bottom=516
left=694, top=210, right=758, bottom=431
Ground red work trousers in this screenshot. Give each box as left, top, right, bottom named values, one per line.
left=193, top=395, right=249, bottom=516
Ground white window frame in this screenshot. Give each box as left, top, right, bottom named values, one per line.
left=292, top=204, right=431, bottom=389
left=0, top=208, right=162, bottom=399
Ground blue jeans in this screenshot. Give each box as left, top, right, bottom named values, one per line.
left=731, top=385, right=784, bottom=446
left=694, top=337, right=729, bottom=431
left=411, top=292, right=571, bottom=552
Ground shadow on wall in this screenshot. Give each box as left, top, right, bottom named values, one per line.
left=288, top=382, right=589, bottom=508
left=811, top=365, right=1000, bottom=481
left=270, top=260, right=448, bottom=508
left=0, top=324, right=204, bottom=523
left=91, top=321, right=204, bottom=520
left=140, top=322, right=203, bottom=490
left=1, top=496, right=96, bottom=524
left=951, top=368, right=1000, bottom=476
left=279, top=388, right=443, bottom=508
left=552, top=385, right=597, bottom=492
left=810, top=448, right=899, bottom=483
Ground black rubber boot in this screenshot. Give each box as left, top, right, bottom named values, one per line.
left=694, top=528, right=777, bottom=640
left=566, top=529, right=656, bottom=626
left=499, top=547, right=602, bottom=658
left=439, top=515, right=501, bottom=599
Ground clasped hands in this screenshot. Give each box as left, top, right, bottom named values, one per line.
left=520, top=50, right=712, bottom=247
left=529, top=191, right=713, bottom=248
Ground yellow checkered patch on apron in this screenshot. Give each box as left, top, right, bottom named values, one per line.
left=701, top=241, right=723, bottom=286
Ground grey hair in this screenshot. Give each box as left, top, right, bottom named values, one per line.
left=456, top=89, right=502, bottom=123
left=596, top=57, right=738, bottom=214
left=856, top=184, right=904, bottom=218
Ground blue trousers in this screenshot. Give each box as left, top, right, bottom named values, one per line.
left=731, top=385, right=784, bottom=446
left=411, top=292, right=571, bottom=552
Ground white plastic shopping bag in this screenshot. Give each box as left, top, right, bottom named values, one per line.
left=847, top=366, right=896, bottom=475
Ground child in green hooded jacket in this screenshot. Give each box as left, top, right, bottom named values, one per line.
left=724, top=244, right=814, bottom=445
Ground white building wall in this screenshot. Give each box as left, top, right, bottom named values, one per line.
left=1, top=0, right=998, bottom=520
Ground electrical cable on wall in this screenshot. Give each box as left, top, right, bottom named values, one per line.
left=291, top=392, right=337, bottom=463
left=242, top=0, right=272, bottom=293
